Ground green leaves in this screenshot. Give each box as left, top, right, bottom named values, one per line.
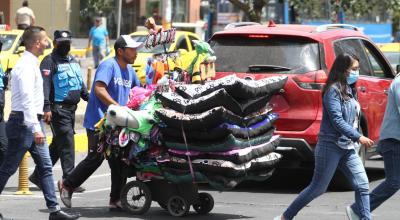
left=228, top=0, right=270, bottom=22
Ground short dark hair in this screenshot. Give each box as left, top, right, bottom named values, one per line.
left=22, top=0, right=28, bottom=7
left=22, top=26, right=45, bottom=49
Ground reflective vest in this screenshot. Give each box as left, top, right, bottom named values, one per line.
left=53, top=62, right=83, bottom=102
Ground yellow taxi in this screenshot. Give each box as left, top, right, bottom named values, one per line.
left=103, top=30, right=200, bottom=84
left=378, top=43, right=400, bottom=71
left=0, top=29, right=53, bottom=73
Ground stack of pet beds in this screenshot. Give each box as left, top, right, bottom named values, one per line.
left=96, top=75, right=288, bottom=190
left=154, top=75, right=288, bottom=189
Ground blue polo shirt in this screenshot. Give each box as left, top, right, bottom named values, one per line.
left=89, top=26, right=108, bottom=47
left=83, top=58, right=140, bottom=130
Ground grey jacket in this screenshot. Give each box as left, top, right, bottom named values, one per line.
left=379, top=75, right=400, bottom=142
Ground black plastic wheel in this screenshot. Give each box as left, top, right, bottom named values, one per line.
left=167, top=195, right=190, bottom=217
left=193, top=192, right=214, bottom=214
left=120, top=181, right=152, bottom=215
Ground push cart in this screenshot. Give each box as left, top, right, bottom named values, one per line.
left=120, top=177, right=214, bottom=217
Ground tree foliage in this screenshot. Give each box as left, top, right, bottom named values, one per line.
left=229, top=0, right=400, bottom=30
left=80, top=0, right=114, bottom=18
left=227, top=0, right=270, bottom=22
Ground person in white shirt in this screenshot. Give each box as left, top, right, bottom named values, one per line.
left=15, top=0, right=35, bottom=30
left=0, top=26, right=80, bottom=220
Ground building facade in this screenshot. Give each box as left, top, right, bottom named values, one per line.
left=0, top=0, right=201, bottom=38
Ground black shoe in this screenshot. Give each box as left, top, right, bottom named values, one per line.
left=49, top=210, right=80, bottom=220
left=29, top=174, right=42, bottom=190
left=73, top=186, right=86, bottom=193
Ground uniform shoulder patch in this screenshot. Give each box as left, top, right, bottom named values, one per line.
left=42, top=69, right=50, bottom=76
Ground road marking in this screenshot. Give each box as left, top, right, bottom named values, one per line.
left=51, top=173, right=111, bottom=184
left=80, top=187, right=111, bottom=193
left=0, top=194, right=82, bottom=199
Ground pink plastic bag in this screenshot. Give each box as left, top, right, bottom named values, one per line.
left=126, top=86, right=155, bottom=110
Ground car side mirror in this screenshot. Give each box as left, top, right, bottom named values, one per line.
left=16, top=46, right=25, bottom=54
left=396, top=64, right=400, bottom=74
left=178, top=49, right=188, bottom=55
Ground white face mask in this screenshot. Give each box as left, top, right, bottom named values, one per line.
left=347, top=69, right=359, bottom=85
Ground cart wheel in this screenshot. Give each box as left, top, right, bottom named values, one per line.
left=157, top=201, right=168, bottom=210
left=167, top=195, right=190, bottom=217
left=120, top=181, right=152, bottom=215
left=193, top=192, right=214, bottom=214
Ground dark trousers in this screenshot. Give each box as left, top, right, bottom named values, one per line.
left=32, top=107, right=76, bottom=179
left=107, top=155, right=128, bottom=203
left=64, top=129, right=102, bottom=188
left=64, top=129, right=125, bottom=201
left=0, top=89, right=7, bottom=165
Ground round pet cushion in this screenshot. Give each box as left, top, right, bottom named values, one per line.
left=168, top=135, right=280, bottom=164
left=176, top=75, right=288, bottom=99
left=155, top=106, right=272, bottom=131
left=156, top=88, right=271, bottom=116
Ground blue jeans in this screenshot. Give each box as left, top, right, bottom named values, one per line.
left=351, top=138, right=400, bottom=216
left=92, top=46, right=105, bottom=68
left=0, top=111, right=60, bottom=212
left=283, top=141, right=370, bottom=220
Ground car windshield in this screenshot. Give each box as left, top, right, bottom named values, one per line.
left=130, top=35, right=171, bottom=54
left=0, top=34, right=17, bottom=51
left=209, top=36, right=321, bottom=74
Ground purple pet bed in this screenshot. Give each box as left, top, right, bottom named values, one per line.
left=162, top=152, right=282, bottom=177
left=155, top=106, right=272, bottom=131
left=167, top=135, right=280, bottom=164
left=160, top=114, right=278, bottom=142
left=164, top=129, right=275, bottom=152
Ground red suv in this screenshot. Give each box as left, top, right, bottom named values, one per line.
left=209, top=23, right=394, bottom=169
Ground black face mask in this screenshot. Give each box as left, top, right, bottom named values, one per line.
left=55, top=43, right=70, bottom=57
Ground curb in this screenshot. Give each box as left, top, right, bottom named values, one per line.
left=46, top=133, right=88, bottom=153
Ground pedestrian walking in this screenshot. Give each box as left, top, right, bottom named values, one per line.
left=274, top=53, right=374, bottom=220
left=88, top=17, right=109, bottom=68
left=0, top=42, right=7, bottom=166
left=0, top=26, right=80, bottom=220
left=29, top=30, right=89, bottom=193
left=346, top=74, right=400, bottom=220
left=58, top=35, right=141, bottom=210
left=14, top=0, right=35, bottom=30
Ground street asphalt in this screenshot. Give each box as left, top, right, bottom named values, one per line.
left=0, top=155, right=398, bottom=220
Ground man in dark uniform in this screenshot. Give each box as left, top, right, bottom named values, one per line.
left=30, top=30, right=89, bottom=193
left=0, top=42, right=7, bottom=165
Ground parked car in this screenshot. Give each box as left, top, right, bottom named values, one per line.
left=209, top=23, right=394, bottom=187
left=378, top=43, right=400, bottom=71
left=0, top=29, right=53, bottom=74
left=103, top=30, right=200, bottom=84
left=224, top=22, right=261, bottom=30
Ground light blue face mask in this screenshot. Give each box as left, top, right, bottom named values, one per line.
left=347, top=69, right=359, bottom=85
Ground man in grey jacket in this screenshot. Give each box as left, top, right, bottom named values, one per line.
left=346, top=74, right=400, bottom=220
